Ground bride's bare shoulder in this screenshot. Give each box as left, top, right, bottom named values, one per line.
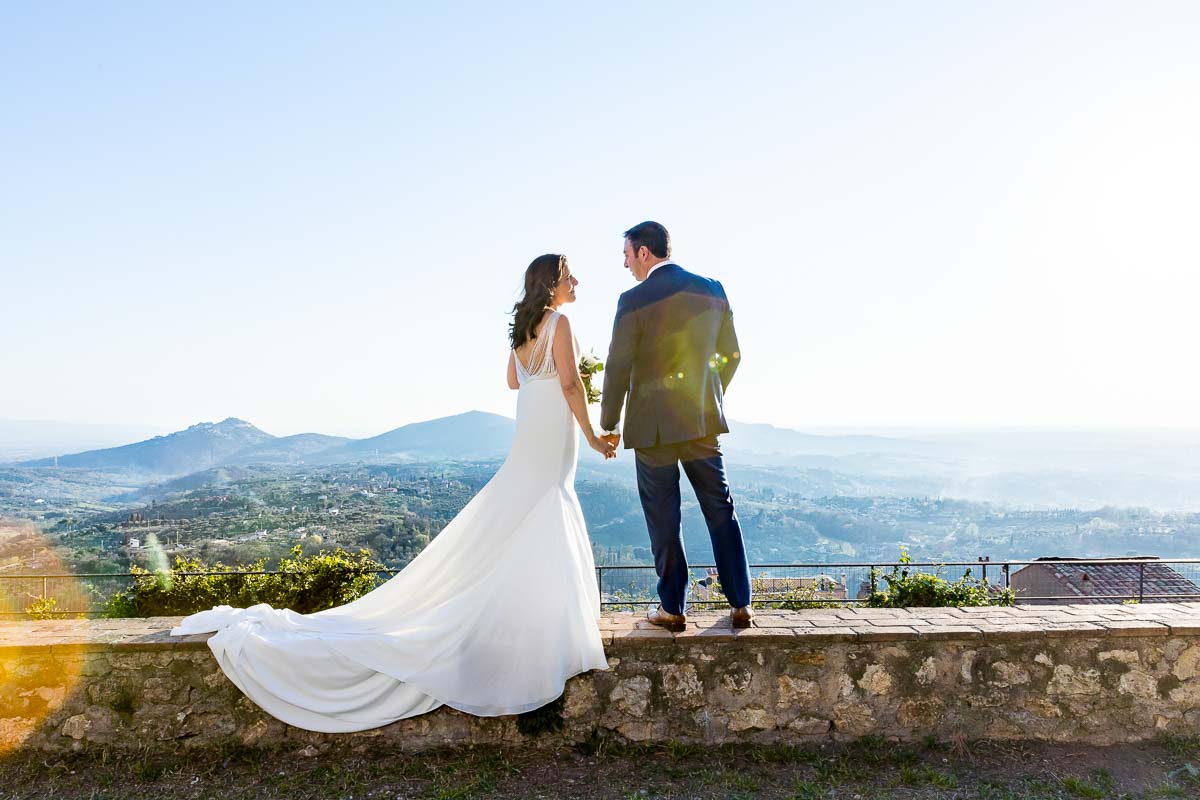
left=552, top=311, right=572, bottom=335
left=550, top=313, right=577, bottom=359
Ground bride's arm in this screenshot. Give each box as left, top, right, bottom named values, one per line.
left=552, top=316, right=614, bottom=457
left=506, top=351, right=519, bottom=390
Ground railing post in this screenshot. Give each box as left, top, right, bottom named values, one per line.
left=869, top=565, right=877, bottom=595
left=1138, top=562, right=1145, bottom=603
left=42, top=576, right=47, bottom=601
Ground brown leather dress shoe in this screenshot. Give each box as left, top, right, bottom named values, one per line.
left=730, top=606, right=754, bottom=629
left=646, top=606, right=686, bottom=632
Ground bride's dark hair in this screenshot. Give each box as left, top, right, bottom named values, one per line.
left=510, top=254, right=567, bottom=350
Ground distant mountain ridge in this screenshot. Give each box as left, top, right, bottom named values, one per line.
left=14, top=411, right=944, bottom=478
left=18, top=418, right=274, bottom=474
left=13, top=412, right=518, bottom=476
left=312, top=411, right=515, bottom=463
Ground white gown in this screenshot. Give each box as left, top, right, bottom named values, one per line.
left=171, top=312, right=608, bottom=732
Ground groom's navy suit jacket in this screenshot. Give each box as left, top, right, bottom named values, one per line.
left=600, top=264, right=741, bottom=450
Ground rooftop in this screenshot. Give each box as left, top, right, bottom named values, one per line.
left=1013, top=557, right=1200, bottom=603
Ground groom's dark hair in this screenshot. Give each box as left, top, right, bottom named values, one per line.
left=624, top=221, right=671, bottom=259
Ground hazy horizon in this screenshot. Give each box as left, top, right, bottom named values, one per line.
left=4, top=412, right=1200, bottom=447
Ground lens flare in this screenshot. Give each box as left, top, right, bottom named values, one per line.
left=0, top=518, right=85, bottom=754
left=144, top=532, right=172, bottom=589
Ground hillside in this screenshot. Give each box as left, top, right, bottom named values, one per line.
left=18, top=418, right=273, bottom=475
left=309, top=411, right=515, bottom=462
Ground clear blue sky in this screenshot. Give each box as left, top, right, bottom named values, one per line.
left=3, top=2, right=1198, bottom=438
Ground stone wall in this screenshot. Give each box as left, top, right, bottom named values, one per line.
left=4, top=603, right=1200, bottom=753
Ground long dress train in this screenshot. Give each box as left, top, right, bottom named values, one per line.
left=170, top=312, right=608, bottom=732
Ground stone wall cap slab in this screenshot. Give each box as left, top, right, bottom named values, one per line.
left=47, top=642, right=113, bottom=655
left=673, top=627, right=737, bottom=642
left=169, top=633, right=214, bottom=646
left=919, top=625, right=985, bottom=641
left=748, top=616, right=810, bottom=628
left=803, top=618, right=864, bottom=628
left=854, top=626, right=921, bottom=642
left=4, top=605, right=1200, bottom=653
left=1097, top=620, right=1170, bottom=636
left=789, top=627, right=858, bottom=642
left=976, top=624, right=1050, bottom=641
left=834, top=609, right=911, bottom=620
left=612, top=627, right=675, bottom=641
left=724, top=627, right=801, bottom=641
left=952, top=606, right=1011, bottom=614
left=1040, top=622, right=1108, bottom=638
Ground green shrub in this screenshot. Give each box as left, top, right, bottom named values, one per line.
left=103, top=546, right=388, bottom=618
left=25, top=595, right=72, bottom=620
left=866, top=549, right=1014, bottom=608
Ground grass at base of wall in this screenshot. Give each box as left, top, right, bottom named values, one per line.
left=2, top=735, right=1199, bottom=800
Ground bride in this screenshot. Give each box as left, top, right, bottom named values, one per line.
left=171, top=254, right=617, bottom=732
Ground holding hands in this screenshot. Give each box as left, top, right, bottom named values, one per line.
left=589, top=432, right=618, bottom=460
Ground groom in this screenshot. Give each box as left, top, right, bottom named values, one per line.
left=600, top=221, right=753, bottom=631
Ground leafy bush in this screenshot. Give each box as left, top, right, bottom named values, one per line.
left=103, top=546, right=389, bottom=618
left=866, top=549, right=1014, bottom=608
left=25, top=595, right=73, bottom=620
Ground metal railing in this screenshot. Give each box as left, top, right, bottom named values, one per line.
left=594, top=558, right=1200, bottom=608
left=4, top=558, right=1200, bottom=617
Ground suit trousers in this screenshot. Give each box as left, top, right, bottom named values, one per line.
left=634, top=435, right=752, bottom=614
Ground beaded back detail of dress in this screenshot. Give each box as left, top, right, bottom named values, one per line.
left=514, top=312, right=560, bottom=385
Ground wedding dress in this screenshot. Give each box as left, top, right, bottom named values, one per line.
left=171, top=312, right=608, bottom=732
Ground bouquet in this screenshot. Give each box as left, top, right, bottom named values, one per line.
left=578, top=352, right=604, bottom=404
